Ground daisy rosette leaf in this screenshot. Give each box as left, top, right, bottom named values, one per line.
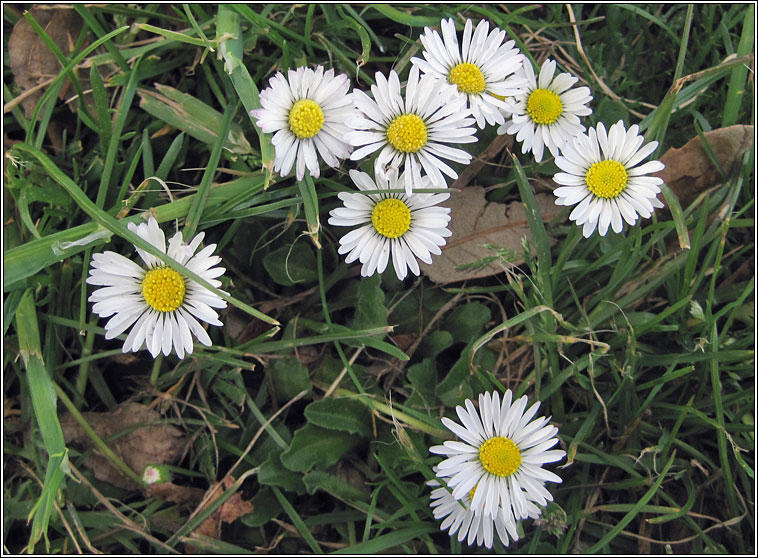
left=328, top=169, right=452, bottom=281
left=250, top=65, right=356, bottom=181
left=499, top=58, right=592, bottom=162
left=411, top=17, right=526, bottom=129
left=346, top=65, right=478, bottom=195
left=431, top=390, right=565, bottom=522
left=428, top=468, right=541, bottom=549
left=553, top=120, right=665, bottom=237
left=87, top=217, right=227, bottom=359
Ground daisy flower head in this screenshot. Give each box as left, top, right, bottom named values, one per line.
left=250, top=65, right=356, bottom=181
left=346, top=65, right=478, bottom=195
left=498, top=58, right=592, bottom=162
left=87, top=217, right=227, bottom=359
left=431, top=390, right=565, bottom=521
left=411, top=18, right=526, bottom=129
left=553, top=120, right=665, bottom=237
left=328, top=169, right=452, bottom=281
left=429, top=471, right=542, bottom=549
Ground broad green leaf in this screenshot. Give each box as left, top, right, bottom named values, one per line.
left=303, top=470, right=369, bottom=503
left=240, top=486, right=282, bottom=528
left=435, top=349, right=474, bottom=407
left=270, top=357, right=312, bottom=403
left=281, top=424, right=361, bottom=473
left=443, top=302, right=491, bottom=343
left=263, top=243, right=318, bottom=287
left=406, top=357, right=438, bottom=408
left=417, top=330, right=453, bottom=359
left=350, top=273, right=388, bottom=331
left=258, top=452, right=305, bottom=492
left=304, top=397, right=371, bottom=438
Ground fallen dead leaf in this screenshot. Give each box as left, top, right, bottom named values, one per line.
left=186, top=476, right=254, bottom=552
left=420, top=186, right=564, bottom=283
left=146, top=481, right=205, bottom=507
left=656, top=125, right=754, bottom=207
left=61, top=402, right=186, bottom=490
left=8, top=6, right=85, bottom=118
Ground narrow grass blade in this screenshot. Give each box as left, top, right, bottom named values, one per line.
left=584, top=451, right=677, bottom=553
left=722, top=4, right=754, bottom=126
left=298, top=176, right=321, bottom=249
left=138, top=85, right=252, bottom=154
left=10, top=143, right=278, bottom=326
left=184, top=102, right=235, bottom=240
left=216, top=5, right=275, bottom=187
left=15, top=291, right=69, bottom=551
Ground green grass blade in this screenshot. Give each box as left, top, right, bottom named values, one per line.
left=722, top=4, right=754, bottom=126
left=184, top=102, right=235, bottom=240
left=15, top=291, right=69, bottom=551
left=10, top=143, right=278, bottom=326
left=216, top=5, right=275, bottom=187
left=583, top=451, right=677, bottom=553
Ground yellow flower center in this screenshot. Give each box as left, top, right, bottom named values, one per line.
left=479, top=436, right=522, bottom=477
left=448, top=62, right=486, bottom=95
left=288, top=99, right=324, bottom=139
left=585, top=160, right=628, bottom=199
left=386, top=114, right=427, bottom=153
left=526, top=88, right=563, bottom=125
left=371, top=198, right=411, bottom=239
left=141, top=267, right=186, bottom=313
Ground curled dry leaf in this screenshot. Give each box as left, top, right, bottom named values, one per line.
left=8, top=6, right=84, bottom=118
left=61, top=402, right=186, bottom=490
left=187, top=476, right=254, bottom=551
left=420, top=186, right=563, bottom=284
left=656, top=125, right=754, bottom=207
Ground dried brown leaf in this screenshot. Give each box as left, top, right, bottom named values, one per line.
left=420, top=186, right=563, bottom=284
left=146, top=482, right=205, bottom=507
left=188, top=477, right=254, bottom=550
left=8, top=6, right=84, bottom=118
left=61, top=402, right=186, bottom=490
left=656, top=125, right=754, bottom=207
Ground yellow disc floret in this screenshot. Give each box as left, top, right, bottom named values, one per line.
left=371, top=198, right=412, bottom=238
left=526, top=88, right=563, bottom=125
left=386, top=114, right=427, bottom=153
left=448, top=62, right=486, bottom=95
left=141, top=267, right=186, bottom=312
left=585, top=160, right=628, bottom=199
left=288, top=99, right=324, bottom=139
left=479, top=436, right=522, bottom=477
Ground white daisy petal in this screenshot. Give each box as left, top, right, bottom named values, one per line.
left=251, top=65, right=357, bottom=180
left=432, top=389, right=564, bottom=535
left=329, top=170, right=451, bottom=280
left=498, top=57, right=592, bottom=161
left=412, top=18, right=524, bottom=130
left=551, top=119, right=665, bottom=237
left=88, top=216, right=226, bottom=359
left=347, top=66, right=476, bottom=185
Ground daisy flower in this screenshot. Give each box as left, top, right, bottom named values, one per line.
left=429, top=472, right=542, bottom=549
left=250, top=65, right=356, bottom=181
left=498, top=58, right=592, bottom=162
left=411, top=17, right=526, bottom=129
left=431, top=390, right=565, bottom=521
left=347, top=65, right=477, bottom=195
left=328, top=169, right=452, bottom=280
left=87, top=217, right=227, bottom=359
left=553, top=120, right=665, bottom=237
